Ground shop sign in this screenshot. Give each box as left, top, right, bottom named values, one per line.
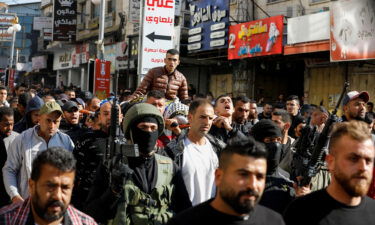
left=330, top=0, right=375, bottom=61
left=53, top=49, right=74, bottom=70
left=0, top=13, right=17, bottom=42
left=187, top=0, right=229, bottom=52
left=93, top=59, right=111, bottom=100
left=228, top=15, right=284, bottom=60
left=53, top=0, right=77, bottom=42
left=33, top=17, right=53, bottom=31
left=32, top=55, right=47, bottom=70
left=139, top=0, right=175, bottom=75
left=104, top=44, right=117, bottom=74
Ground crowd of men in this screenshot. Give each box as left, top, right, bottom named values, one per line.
left=0, top=49, right=375, bottom=225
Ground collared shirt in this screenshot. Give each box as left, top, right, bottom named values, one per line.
left=0, top=198, right=97, bottom=225
left=2, top=125, right=74, bottom=199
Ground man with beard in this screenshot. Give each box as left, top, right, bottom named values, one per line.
left=258, top=103, right=272, bottom=120
left=167, top=137, right=285, bottom=225
left=59, top=101, right=83, bottom=144
left=210, top=94, right=247, bottom=143
left=0, top=107, right=18, bottom=207
left=232, top=96, right=258, bottom=135
left=71, top=101, right=116, bottom=210
left=342, top=91, right=369, bottom=122
left=0, top=147, right=97, bottom=224
left=284, top=121, right=375, bottom=225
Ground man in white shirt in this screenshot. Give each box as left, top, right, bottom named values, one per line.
left=181, top=99, right=218, bottom=206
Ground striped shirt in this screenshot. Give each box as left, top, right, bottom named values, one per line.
left=0, top=198, right=97, bottom=225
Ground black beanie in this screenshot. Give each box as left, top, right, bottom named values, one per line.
left=251, top=119, right=282, bottom=142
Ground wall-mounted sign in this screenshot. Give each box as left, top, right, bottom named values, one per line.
left=53, top=49, right=74, bottom=70
left=330, top=0, right=375, bottom=61
left=0, top=13, right=17, bottom=42
left=188, top=0, right=229, bottom=52
left=94, top=59, right=111, bottom=100
left=53, top=0, right=77, bottom=42
left=33, top=17, right=53, bottom=31
left=139, top=0, right=175, bottom=75
left=228, top=15, right=284, bottom=60
left=32, top=55, right=47, bottom=70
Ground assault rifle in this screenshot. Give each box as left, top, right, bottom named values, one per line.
left=298, top=82, right=349, bottom=186
left=104, top=95, right=139, bottom=186
left=291, top=117, right=318, bottom=181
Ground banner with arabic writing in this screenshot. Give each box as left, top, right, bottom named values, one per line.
left=53, top=0, right=77, bottom=42
left=187, top=0, right=229, bottom=52
left=228, top=15, right=284, bottom=60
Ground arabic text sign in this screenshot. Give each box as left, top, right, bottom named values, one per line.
left=140, top=0, right=175, bottom=75
left=330, top=0, right=375, bottom=61
left=188, top=0, right=229, bottom=52
left=94, top=59, right=111, bottom=100
left=228, top=15, right=284, bottom=60
left=53, top=0, right=77, bottom=42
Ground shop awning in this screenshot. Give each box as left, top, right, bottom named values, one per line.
left=284, top=40, right=330, bottom=55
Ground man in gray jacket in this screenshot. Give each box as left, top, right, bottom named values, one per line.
left=2, top=101, right=74, bottom=204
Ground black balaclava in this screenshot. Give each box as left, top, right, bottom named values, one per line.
left=251, top=120, right=283, bottom=175
left=131, top=116, right=159, bottom=155
left=265, top=142, right=282, bottom=175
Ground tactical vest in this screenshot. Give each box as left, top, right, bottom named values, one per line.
left=112, top=154, right=174, bottom=225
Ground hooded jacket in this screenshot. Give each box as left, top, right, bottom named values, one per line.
left=13, top=96, right=44, bottom=133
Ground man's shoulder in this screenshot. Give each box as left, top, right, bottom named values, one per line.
left=284, top=189, right=326, bottom=217
left=67, top=205, right=97, bottom=224
left=0, top=201, right=21, bottom=215
left=253, top=204, right=285, bottom=224
left=168, top=201, right=211, bottom=225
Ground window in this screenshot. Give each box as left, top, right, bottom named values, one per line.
left=91, top=3, right=99, bottom=19
left=80, top=2, right=87, bottom=24
left=107, top=0, right=116, bottom=14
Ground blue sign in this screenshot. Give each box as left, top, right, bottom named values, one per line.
left=188, top=0, right=229, bottom=52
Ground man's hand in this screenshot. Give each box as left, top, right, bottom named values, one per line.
left=213, top=116, right=232, bottom=131
left=12, top=195, right=24, bottom=204
left=293, top=176, right=312, bottom=197
left=165, top=118, right=182, bottom=135
left=111, top=163, right=134, bottom=194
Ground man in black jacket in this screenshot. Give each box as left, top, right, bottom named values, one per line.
left=83, top=103, right=190, bottom=224
left=167, top=137, right=285, bottom=225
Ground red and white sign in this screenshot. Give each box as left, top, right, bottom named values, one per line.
left=7, top=68, right=15, bottom=91
left=330, top=0, right=375, bottom=62
left=139, top=0, right=175, bottom=75
left=228, top=15, right=284, bottom=60
left=94, top=59, right=111, bottom=100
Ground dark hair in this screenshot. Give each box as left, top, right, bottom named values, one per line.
left=0, top=107, right=14, bottom=121
left=189, top=99, right=212, bottom=115
left=272, top=109, right=291, bottom=123
left=147, top=90, right=165, bottom=99
left=31, top=147, right=76, bottom=181
left=368, top=102, right=374, bottom=107
left=15, top=83, right=27, bottom=91
left=0, top=86, right=7, bottom=92
left=234, top=95, right=250, bottom=105
left=166, top=49, right=179, bottom=56
left=214, top=94, right=231, bottom=107
left=219, top=137, right=267, bottom=169
left=65, top=88, right=75, bottom=93
left=286, top=95, right=300, bottom=105
left=364, top=113, right=374, bottom=124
